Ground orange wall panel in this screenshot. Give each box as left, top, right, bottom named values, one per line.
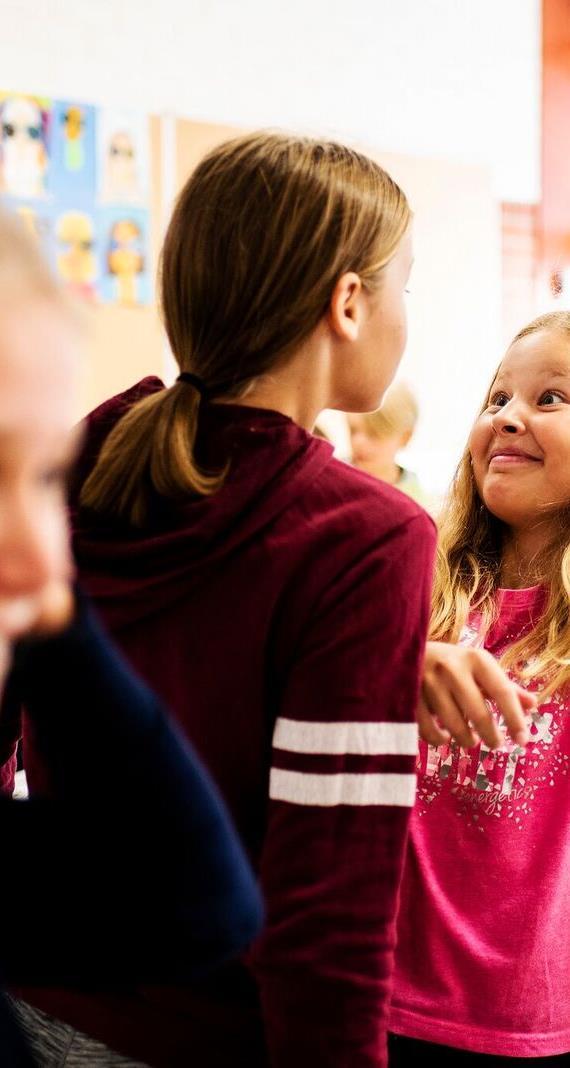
left=541, top=0, right=570, bottom=265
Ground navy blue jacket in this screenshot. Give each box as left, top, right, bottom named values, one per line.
left=0, top=595, right=263, bottom=1060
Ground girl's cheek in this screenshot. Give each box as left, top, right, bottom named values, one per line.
left=467, top=432, right=480, bottom=462
left=44, top=504, right=73, bottom=580
left=468, top=416, right=490, bottom=458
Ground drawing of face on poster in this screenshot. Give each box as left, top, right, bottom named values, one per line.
left=0, top=95, right=50, bottom=198
left=99, top=110, right=149, bottom=204
left=107, top=217, right=143, bottom=304
left=55, top=209, right=97, bottom=301
left=98, top=206, right=151, bottom=306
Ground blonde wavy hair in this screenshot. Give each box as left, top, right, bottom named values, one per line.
left=81, top=130, right=411, bottom=527
left=431, top=311, right=570, bottom=698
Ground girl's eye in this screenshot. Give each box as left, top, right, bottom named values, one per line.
left=539, top=390, right=565, bottom=406
left=488, top=391, right=509, bottom=409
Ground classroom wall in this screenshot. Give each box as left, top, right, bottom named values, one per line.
left=368, top=152, right=501, bottom=495
left=0, top=1, right=533, bottom=490
left=77, top=115, right=165, bottom=413
left=0, top=0, right=541, bottom=203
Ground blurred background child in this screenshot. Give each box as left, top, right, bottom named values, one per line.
left=348, top=381, right=434, bottom=509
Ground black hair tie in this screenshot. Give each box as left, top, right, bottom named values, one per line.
left=177, top=371, right=210, bottom=399
left=177, top=370, right=251, bottom=400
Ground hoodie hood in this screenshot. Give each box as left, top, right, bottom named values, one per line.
left=71, top=377, right=335, bottom=630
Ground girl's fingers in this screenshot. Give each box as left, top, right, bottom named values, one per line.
left=421, top=643, right=534, bottom=752
left=421, top=680, right=478, bottom=749
left=420, top=644, right=534, bottom=753
left=447, top=672, right=504, bottom=749
left=416, top=693, right=451, bottom=746
left=473, top=654, right=529, bottom=747
left=514, top=684, right=537, bottom=713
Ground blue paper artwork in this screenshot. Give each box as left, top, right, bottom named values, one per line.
left=54, top=205, right=99, bottom=302
left=98, top=205, right=151, bottom=306
left=49, top=101, right=97, bottom=201
left=0, top=90, right=152, bottom=306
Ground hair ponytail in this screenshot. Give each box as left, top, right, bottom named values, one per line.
left=81, top=382, right=224, bottom=526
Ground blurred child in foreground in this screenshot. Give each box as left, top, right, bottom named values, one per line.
left=0, top=210, right=262, bottom=1066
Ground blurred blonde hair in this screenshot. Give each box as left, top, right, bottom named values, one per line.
left=81, top=130, right=411, bottom=526
left=431, top=310, right=570, bottom=698
left=360, top=381, right=418, bottom=439
left=0, top=208, right=65, bottom=308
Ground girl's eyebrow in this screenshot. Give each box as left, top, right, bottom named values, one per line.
left=493, top=366, right=570, bottom=388
left=540, top=366, right=570, bottom=379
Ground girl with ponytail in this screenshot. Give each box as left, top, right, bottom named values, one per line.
left=23, top=131, right=434, bottom=1068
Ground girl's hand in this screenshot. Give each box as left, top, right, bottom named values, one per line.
left=418, top=641, right=536, bottom=750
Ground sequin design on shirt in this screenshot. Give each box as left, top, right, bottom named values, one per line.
left=416, top=603, right=570, bottom=829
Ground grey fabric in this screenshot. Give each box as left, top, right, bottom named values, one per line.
left=7, top=998, right=150, bottom=1068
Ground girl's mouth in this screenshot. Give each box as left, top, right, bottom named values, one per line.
left=489, top=451, right=541, bottom=467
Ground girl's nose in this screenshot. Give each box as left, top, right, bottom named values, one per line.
left=491, top=403, right=526, bottom=435
left=0, top=509, right=61, bottom=601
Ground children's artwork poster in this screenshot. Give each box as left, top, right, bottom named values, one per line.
left=0, top=91, right=152, bottom=306
left=54, top=205, right=99, bottom=302
left=98, top=109, right=150, bottom=205
left=50, top=101, right=97, bottom=202
left=98, top=205, right=151, bottom=306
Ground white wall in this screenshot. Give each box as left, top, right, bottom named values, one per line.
left=1, top=0, right=541, bottom=202
left=0, top=0, right=537, bottom=493
left=365, top=150, right=502, bottom=496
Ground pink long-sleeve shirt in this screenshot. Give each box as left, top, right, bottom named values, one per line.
left=391, top=584, right=570, bottom=1058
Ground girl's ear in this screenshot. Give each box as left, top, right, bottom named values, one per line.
left=328, top=272, right=363, bottom=342
left=400, top=428, right=413, bottom=449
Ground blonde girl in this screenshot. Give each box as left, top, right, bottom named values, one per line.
left=390, top=312, right=570, bottom=1065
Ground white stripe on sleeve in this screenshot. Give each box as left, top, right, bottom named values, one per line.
left=269, top=769, right=417, bottom=807
left=272, top=718, right=418, bottom=756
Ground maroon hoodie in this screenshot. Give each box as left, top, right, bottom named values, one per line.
left=22, top=377, right=436, bottom=1068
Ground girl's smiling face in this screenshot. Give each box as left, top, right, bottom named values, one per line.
left=469, top=328, right=570, bottom=532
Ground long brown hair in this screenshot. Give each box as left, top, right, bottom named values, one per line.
left=81, top=131, right=411, bottom=526
left=431, top=311, right=570, bottom=697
